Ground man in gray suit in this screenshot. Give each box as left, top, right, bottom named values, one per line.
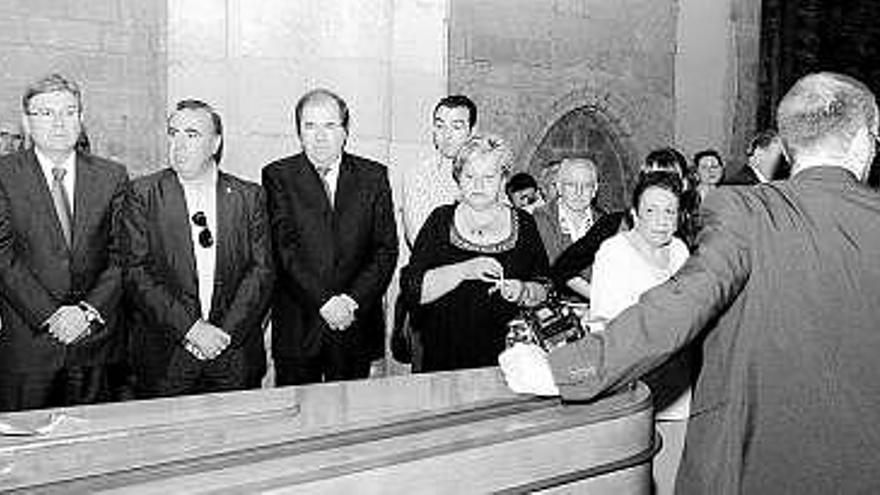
left=502, top=72, right=880, bottom=493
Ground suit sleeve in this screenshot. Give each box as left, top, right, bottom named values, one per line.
left=81, top=168, right=129, bottom=335
left=124, top=184, right=198, bottom=341
left=549, top=190, right=752, bottom=401
left=346, top=168, right=399, bottom=310
left=0, top=179, right=58, bottom=329
left=220, top=187, right=275, bottom=345
left=262, top=166, right=333, bottom=308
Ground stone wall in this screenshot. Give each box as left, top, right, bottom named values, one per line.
left=0, top=0, right=167, bottom=175
left=449, top=0, right=678, bottom=207
left=167, top=0, right=448, bottom=183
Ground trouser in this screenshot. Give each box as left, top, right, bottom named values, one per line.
left=274, top=333, right=371, bottom=386
left=157, top=347, right=248, bottom=397
left=0, top=364, right=108, bottom=412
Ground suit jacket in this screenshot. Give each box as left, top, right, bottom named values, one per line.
left=549, top=167, right=880, bottom=494
left=722, top=164, right=761, bottom=185
left=0, top=149, right=128, bottom=373
left=125, top=169, right=274, bottom=391
left=533, top=200, right=604, bottom=263
left=262, top=152, right=398, bottom=361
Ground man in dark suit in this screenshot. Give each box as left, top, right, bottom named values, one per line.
left=502, top=72, right=880, bottom=493
left=263, top=89, right=398, bottom=385
left=0, top=74, right=128, bottom=411
left=126, top=99, right=274, bottom=398
left=724, top=129, right=787, bottom=185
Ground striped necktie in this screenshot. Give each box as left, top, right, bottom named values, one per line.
left=51, top=166, right=73, bottom=247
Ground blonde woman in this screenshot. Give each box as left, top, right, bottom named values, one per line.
left=401, top=136, right=550, bottom=372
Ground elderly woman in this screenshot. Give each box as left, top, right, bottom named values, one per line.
left=401, top=136, right=550, bottom=372
left=692, top=148, right=725, bottom=200
left=589, top=171, right=693, bottom=495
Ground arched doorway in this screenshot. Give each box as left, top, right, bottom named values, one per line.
left=528, top=106, right=631, bottom=212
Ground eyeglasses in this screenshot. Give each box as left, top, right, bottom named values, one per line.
left=26, top=107, right=80, bottom=121
left=191, top=211, right=214, bottom=248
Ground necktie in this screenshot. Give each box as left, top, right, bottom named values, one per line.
left=51, top=167, right=73, bottom=247
left=317, top=166, right=332, bottom=204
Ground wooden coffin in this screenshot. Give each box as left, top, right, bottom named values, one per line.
left=0, top=368, right=655, bottom=494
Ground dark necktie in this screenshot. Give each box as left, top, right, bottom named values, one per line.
left=51, top=166, right=73, bottom=247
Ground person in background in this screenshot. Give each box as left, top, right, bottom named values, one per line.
left=533, top=158, right=603, bottom=264
left=550, top=147, right=696, bottom=300
left=126, top=99, right=274, bottom=398
left=401, top=136, right=549, bottom=372
left=505, top=171, right=544, bottom=213
left=263, top=89, right=398, bottom=385
left=400, top=95, right=477, bottom=247
left=691, top=149, right=724, bottom=200
left=503, top=72, right=880, bottom=494
left=0, top=74, right=128, bottom=411
left=588, top=171, right=691, bottom=495
left=0, top=122, right=24, bottom=155
left=724, top=129, right=787, bottom=185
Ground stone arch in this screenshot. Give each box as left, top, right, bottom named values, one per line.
left=517, top=83, right=646, bottom=212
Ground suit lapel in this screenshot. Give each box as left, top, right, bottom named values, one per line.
left=162, top=172, right=199, bottom=299
left=334, top=154, right=356, bottom=216
left=23, top=150, right=69, bottom=250
left=213, top=172, right=235, bottom=307
left=71, top=153, right=100, bottom=252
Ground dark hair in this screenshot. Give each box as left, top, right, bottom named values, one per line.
left=747, top=129, right=778, bottom=156
left=631, top=171, right=683, bottom=211
left=294, top=88, right=350, bottom=136
left=174, top=99, right=224, bottom=164
left=434, top=95, right=477, bottom=129
left=643, top=147, right=688, bottom=179
left=505, top=172, right=538, bottom=198
left=22, top=73, right=83, bottom=114
left=693, top=149, right=723, bottom=167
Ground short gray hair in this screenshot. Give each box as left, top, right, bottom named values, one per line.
left=777, top=72, right=876, bottom=159
left=452, top=135, right=513, bottom=183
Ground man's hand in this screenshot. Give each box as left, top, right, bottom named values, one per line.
left=184, top=320, right=230, bottom=360
left=45, top=305, right=91, bottom=345
left=320, top=294, right=358, bottom=331
left=498, top=343, right=560, bottom=396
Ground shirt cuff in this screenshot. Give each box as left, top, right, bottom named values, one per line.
left=78, top=301, right=105, bottom=327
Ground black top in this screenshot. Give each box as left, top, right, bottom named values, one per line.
left=401, top=204, right=549, bottom=372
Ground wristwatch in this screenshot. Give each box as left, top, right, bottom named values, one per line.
left=78, top=302, right=104, bottom=330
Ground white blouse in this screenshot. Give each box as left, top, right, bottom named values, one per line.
left=589, top=231, right=691, bottom=420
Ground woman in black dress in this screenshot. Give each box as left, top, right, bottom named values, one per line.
left=400, top=136, right=550, bottom=372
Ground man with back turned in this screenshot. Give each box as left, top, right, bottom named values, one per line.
left=502, top=72, right=880, bottom=493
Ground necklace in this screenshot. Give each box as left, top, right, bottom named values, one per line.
left=459, top=204, right=503, bottom=239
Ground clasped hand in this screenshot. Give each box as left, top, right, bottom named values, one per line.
left=184, top=320, right=230, bottom=360
left=320, top=294, right=358, bottom=331
left=46, top=305, right=90, bottom=345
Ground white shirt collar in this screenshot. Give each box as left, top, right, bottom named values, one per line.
left=35, top=147, right=76, bottom=192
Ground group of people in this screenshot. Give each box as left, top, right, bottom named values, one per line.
left=0, top=75, right=398, bottom=411
left=502, top=71, right=880, bottom=494
left=2, top=67, right=878, bottom=493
